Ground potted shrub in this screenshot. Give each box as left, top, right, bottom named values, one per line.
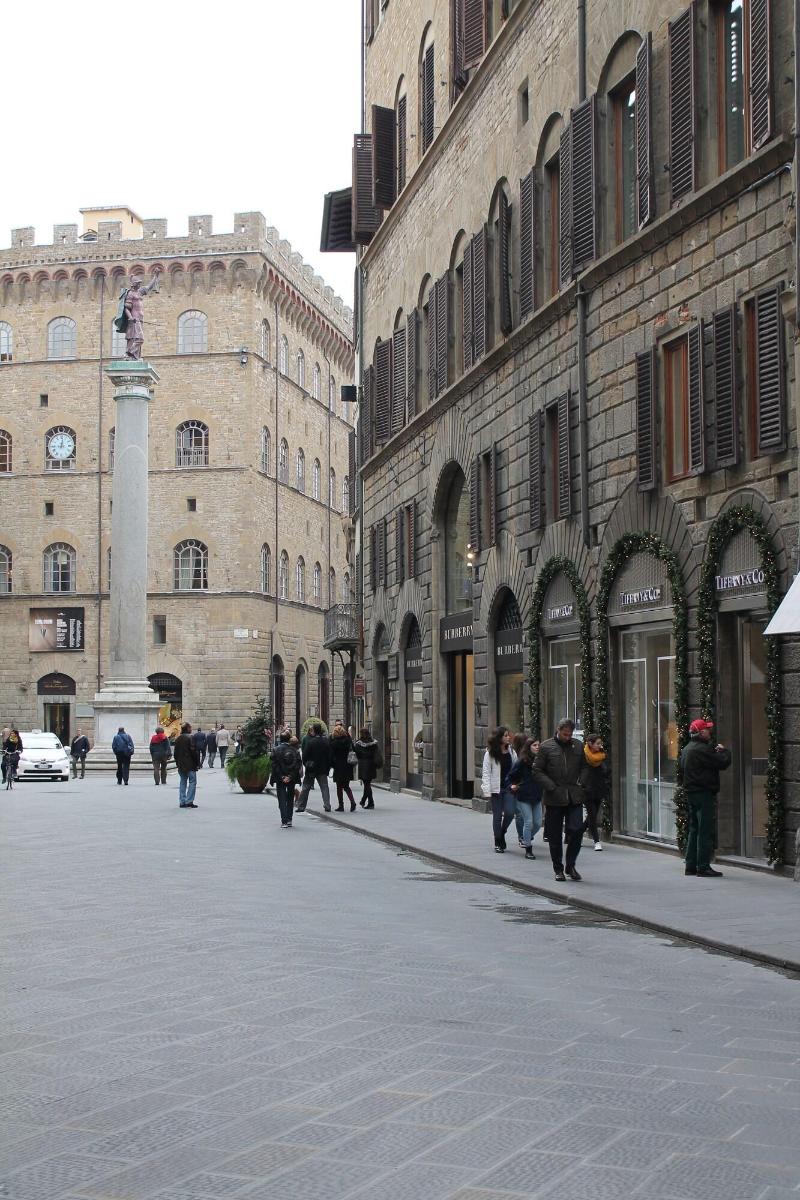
left=300, top=717, right=328, bottom=739
left=226, top=695, right=272, bottom=794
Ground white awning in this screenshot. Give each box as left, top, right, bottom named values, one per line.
left=764, top=572, right=800, bottom=635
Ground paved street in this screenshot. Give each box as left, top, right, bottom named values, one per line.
left=2, top=770, right=800, bottom=1200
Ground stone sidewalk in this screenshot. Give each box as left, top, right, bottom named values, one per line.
left=322, top=789, right=800, bottom=973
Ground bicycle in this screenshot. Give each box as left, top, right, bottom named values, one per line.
left=3, top=750, right=19, bottom=790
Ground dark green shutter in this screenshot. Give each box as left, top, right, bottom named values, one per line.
left=668, top=5, right=695, bottom=204
left=635, top=348, right=657, bottom=491
left=688, top=324, right=706, bottom=474
left=755, top=285, right=786, bottom=453
left=519, top=168, right=535, bottom=318
left=635, top=32, right=654, bottom=228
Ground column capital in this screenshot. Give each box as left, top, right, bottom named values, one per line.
left=105, top=360, right=160, bottom=392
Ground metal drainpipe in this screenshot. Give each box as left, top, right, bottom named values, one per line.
left=576, top=0, right=590, bottom=549
left=794, top=0, right=800, bottom=568
left=273, top=298, right=280, bottom=722
left=96, top=278, right=105, bottom=694
left=325, top=351, right=334, bottom=718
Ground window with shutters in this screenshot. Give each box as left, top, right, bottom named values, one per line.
left=451, top=234, right=467, bottom=377
left=478, top=445, right=498, bottom=548
left=599, top=34, right=641, bottom=248
left=420, top=276, right=435, bottom=409
left=545, top=404, right=560, bottom=521
left=442, top=468, right=472, bottom=613
left=372, top=104, right=397, bottom=210
left=745, top=286, right=786, bottom=457
left=420, top=30, right=435, bottom=156
left=391, top=313, right=407, bottom=435
left=374, top=337, right=393, bottom=442
left=613, top=76, right=637, bottom=244
left=452, top=0, right=487, bottom=101
left=545, top=150, right=561, bottom=299
left=668, top=5, right=696, bottom=205
left=664, top=336, right=690, bottom=482
left=714, top=0, right=749, bottom=172
left=488, top=184, right=513, bottom=342
left=396, top=82, right=408, bottom=193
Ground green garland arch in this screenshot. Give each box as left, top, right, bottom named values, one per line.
left=696, top=504, right=784, bottom=867
left=595, top=532, right=690, bottom=845
left=527, top=555, right=593, bottom=740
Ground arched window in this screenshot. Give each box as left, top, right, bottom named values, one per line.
left=45, top=425, right=77, bottom=471
left=0, top=429, right=11, bottom=473
left=272, top=655, right=285, bottom=725
left=329, top=375, right=336, bottom=410
left=175, top=420, right=209, bottom=467
left=173, top=539, right=208, bottom=590
left=313, top=363, right=321, bottom=400
left=599, top=33, right=642, bottom=248
left=110, top=320, right=126, bottom=358
left=329, top=468, right=337, bottom=510
left=442, top=467, right=472, bottom=613
left=536, top=115, right=565, bottom=303
left=0, top=321, right=12, bottom=362
left=313, top=561, right=322, bottom=604
left=177, top=310, right=208, bottom=354
left=488, top=180, right=513, bottom=345
left=296, top=556, right=306, bottom=602
left=312, top=458, right=321, bottom=500
left=419, top=274, right=434, bottom=410
left=342, top=475, right=350, bottom=513
left=261, top=426, right=272, bottom=474
left=261, top=319, right=271, bottom=363
left=279, top=550, right=289, bottom=599
left=329, top=566, right=336, bottom=604
left=295, top=663, right=308, bottom=733
left=278, top=438, right=289, bottom=483
left=261, top=543, right=272, bottom=593
left=342, top=571, right=351, bottom=603
left=279, top=335, right=288, bottom=375
left=0, top=545, right=11, bottom=592
left=108, top=427, right=115, bottom=471
left=43, top=542, right=76, bottom=593
left=296, top=447, right=306, bottom=492
left=48, top=317, right=76, bottom=359
left=297, top=350, right=305, bottom=389
left=318, top=661, right=331, bottom=725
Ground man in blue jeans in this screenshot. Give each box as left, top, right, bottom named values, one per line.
left=173, top=721, right=200, bottom=808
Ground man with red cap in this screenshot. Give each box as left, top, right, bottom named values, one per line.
left=679, top=719, right=731, bottom=877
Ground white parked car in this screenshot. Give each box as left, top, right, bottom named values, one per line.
left=16, top=731, right=70, bottom=782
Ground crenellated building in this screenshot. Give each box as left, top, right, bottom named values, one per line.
left=0, top=206, right=356, bottom=742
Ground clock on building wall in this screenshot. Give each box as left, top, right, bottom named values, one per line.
left=48, top=431, right=74, bottom=460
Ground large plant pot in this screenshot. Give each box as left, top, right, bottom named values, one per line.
left=236, top=773, right=267, bottom=794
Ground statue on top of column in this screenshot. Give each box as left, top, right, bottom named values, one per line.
left=113, top=268, right=161, bottom=361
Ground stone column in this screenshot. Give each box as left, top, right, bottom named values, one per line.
left=87, top=361, right=162, bottom=771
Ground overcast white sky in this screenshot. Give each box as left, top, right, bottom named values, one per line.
left=1, top=0, right=360, bottom=306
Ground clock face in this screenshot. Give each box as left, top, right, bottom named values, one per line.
left=48, top=432, right=75, bottom=460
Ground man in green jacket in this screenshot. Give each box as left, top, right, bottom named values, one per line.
left=533, top=719, right=587, bottom=882
left=679, top=718, right=731, bottom=878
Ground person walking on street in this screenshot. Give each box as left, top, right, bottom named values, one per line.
left=149, top=725, right=172, bottom=786
left=329, top=721, right=357, bottom=811
left=216, top=723, right=230, bottom=767
left=70, top=729, right=90, bottom=779
left=206, top=726, right=218, bottom=768
left=269, top=730, right=302, bottom=827
left=533, top=718, right=586, bottom=881
left=580, top=733, right=610, bottom=851
left=355, top=727, right=381, bottom=808
left=296, top=723, right=332, bottom=812
left=174, top=722, right=200, bottom=808
left=191, top=726, right=208, bottom=768
left=679, top=718, right=731, bottom=877
left=481, top=727, right=517, bottom=853
left=112, top=727, right=134, bottom=786
left=508, top=738, right=542, bottom=859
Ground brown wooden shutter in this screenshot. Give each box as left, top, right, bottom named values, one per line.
left=489, top=442, right=498, bottom=545
left=348, top=430, right=356, bottom=515
left=462, top=239, right=474, bottom=371
left=749, top=0, right=773, bottom=149
left=372, top=105, right=397, bottom=210
left=755, top=285, right=786, bottom=453
left=472, top=225, right=488, bottom=360
left=557, top=391, right=571, bottom=517
left=406, top=309, right=418, bottom=418
left=427, top=288, right=438, bottom=401
left=370, top=525, right=377, bottom=590
left=365, top=0, right=374, bottom=43
left=635, top=348, right=657, bottom=491
left=668, top=5, right=695, bottom=205
left=423, top=45, right=435, bottom=152
left=713, top=304, right=739, bottom=467
left=374, top=339, right=393, bottom=444
left=352, top=135, right=381, bottom=244
left=498, top=191, right=513, bottom=335
left=407, top=500, right=416, bottom=578
left=377, top=517, right=387, bottom=586
left=453, top=0, right=467, bottom=92
left=436, top=272, right=450, bottom=395
left=397, top=95, right=407, bottom=192
left=391, top=325, right=407, bottom=435
left=361, top=365, right=374, bottom=463
left=469, top=456, right=481, bottom=551
left=571, top=97, right=596, bottom=271
left=320, top=188, right=356, bottom=253
left=559, top=123, right=572, bottom=285
left=635, top=32, right=654, bottom=229
left=688, top=324, right=706, bottom=474
left=463, top=0, right=486, bottom=69
left=519, top=168, right=535, bottom=319
left=529, top=411, right=543, bottom=529
left=382, top=517, right=389, bottom=585
left=396, top=507, right=405, bottom=585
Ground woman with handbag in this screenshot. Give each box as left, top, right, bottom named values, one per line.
left=330, top=721, right=357, bottom=812
left=355, top=727, right=382, bottom=809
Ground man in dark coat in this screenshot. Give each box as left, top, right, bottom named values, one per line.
left=679, top=718, right=731, bottom=877
left=532, top=718, right=587, bottom=882
left=296, top=723, right=332, bottom=812
left=70, top=729, right=90, bottom=779
left=205, top=727, right=218, bottom=768
left=270, top=731, right=303, bottom=827
left=174, top=722, right=200, bottom=808
left=111, top=727, right=134, bottom=786
left=191, top=726, right=208, bottom=768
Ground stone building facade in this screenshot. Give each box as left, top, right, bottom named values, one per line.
left=0, top=207, right=355, bottom=743
left=338, top=0, right=800, bottom=867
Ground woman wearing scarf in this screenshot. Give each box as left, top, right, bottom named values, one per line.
left=579, top=733, right=610, bottom=851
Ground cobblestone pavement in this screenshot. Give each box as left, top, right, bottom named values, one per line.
left=2, top=770, right=800, bottom=1200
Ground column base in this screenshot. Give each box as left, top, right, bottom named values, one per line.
left=86, top=681, right=165, bottom=772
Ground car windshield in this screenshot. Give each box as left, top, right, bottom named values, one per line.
left=22, top=736, right=63, bottom=751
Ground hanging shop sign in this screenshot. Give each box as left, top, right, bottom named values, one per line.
left=387, top=653, right=399, bottom=681
left=404, top=647, right=423, bottom=682
left=494, top=628, right=524, bottom=673
left=353, top=678, right=366, bottom=698
left=29, top=607, right=85, bottom=652
left=440, top=612, right=473, bottom=653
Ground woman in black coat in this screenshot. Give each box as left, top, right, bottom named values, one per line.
left=329, top=721, right=356, bottom=812
left=354, top=727, right=382, bottom=809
